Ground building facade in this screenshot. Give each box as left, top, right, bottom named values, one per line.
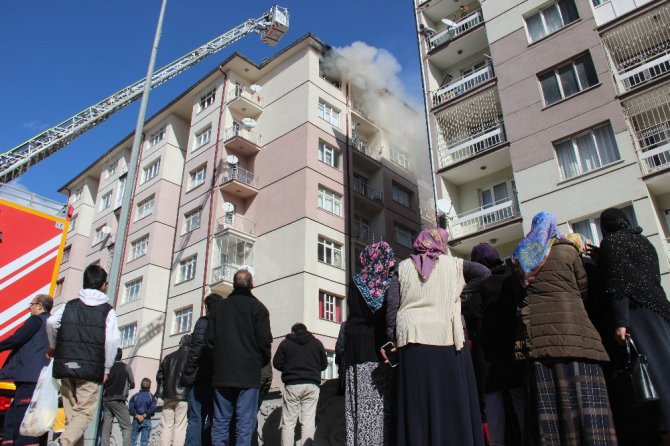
left=415, top=0, right=670, bottom=291
left=55, top=34, right=423, bottom=385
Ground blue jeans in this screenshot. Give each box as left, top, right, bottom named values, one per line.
left=185, top=383, right=213, bottom=446
left=131, top=418, right=152, bottom=446
left=212, top=387, right=260, bottom=446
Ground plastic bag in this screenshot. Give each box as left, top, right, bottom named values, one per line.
left=20, top=360, right=59, bottom=437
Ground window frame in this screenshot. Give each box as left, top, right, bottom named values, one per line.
left=173, top=306, right=193, bottom=335
left=318, top=141, right=340, bottom=168
left=392, top=183, right=412, bottom=208
left=99, top=191, right=112, bottom=211
left=317, top=101, right=341, bottom=128
left=148, top=126, right=166, bottom=147
left=130, top=235, right=149, bottom=261
left=395, top=223, right=415, bottom=249
left=390, top=148, right=410, bottom=169
left=194, top=126, right=212, bottom=151
left=178, top=255, right=198, bottom=283
left=538, top=53, right=598, bottom=106
left=142, top=159, right=161, bottom=184
left=62, top=245, right=71, bottom=263
left=94, top=226, right=106, bottom=244
left=318, top=187, right=343, bottom=216
left=123, top=278, right=143, bottom=304
left=69, top=214, right=78, bottom=232
left=554, top=123, right=621, bottom=180
left=189, top=165, right=207, bottom=190
left=318, top=291, right=343, bottom=323
left=136, top=195, right=155, bottom=220
left=183, top=208, right=202, bottom=234
left=197, top=88, right=216, bottom=113
left=317, top=237, right=343, bottom=268
left=119, top=323, right=138, bottom=348
left=525, top=0, right=579, bottom=44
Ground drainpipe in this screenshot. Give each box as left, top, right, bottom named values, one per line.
left=345, top=82, right=354, bottom=280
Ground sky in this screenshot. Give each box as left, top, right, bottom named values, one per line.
left=0, top=1, right=425, bottom=202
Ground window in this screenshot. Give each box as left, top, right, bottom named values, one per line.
left=390, top=148, right=410, bottom=169
left=318, top=237, right=343, bottom=267
left=94, top=226, right=107, bottom=244
left=189, top=165, right=206, bottom=189
left=55, top=279, right=64, bottom=298
left=116, top=176, right=127, bottom=208
left=318, top=141, right=339, bottom=168
left=62, top=246, right=71, bottom=263
left=173, top=307, right=193, bottom=334
left=123, top=278, right=142, bottom=304
left=69, top=214, right=78, bottom=232
left=119, top=323, right=137, bottom=348
left=99, top=192, right=112, bottom=211
left=142, top=159, right=161, bottom=184
left=592, top=0, right=609, bottom=5
left=197, top=88, right=216, bottom=112
left=318, top=291, right=342, bottom=322
left=318, top=187, right=342, bottom=216
left=130, top=235, right=149, bottom=260
left=178, top=256, right=197, bottom=282
left=318, top=101, right=341, bottom=128
left=136, top=195, right=155, bottom=220
left=395, top=224, right=415, bottom=249
left=480, top=181, right=511, bottom=208
left=149, top=127, right=166, bottom=147
left=392, top=183, right=412, bottom=208
left=539, top=54, right=598, bottom=105
left=194, top=126, right=212, bottom=150
left=104, top=160, right=118, bottom=179
left=571, top=205, right=637, bottom=246
left=70, top=188, right=82, bottom=204
left=525, top=0, right=579, bottom=43
left=555, top=123, right=621, bottom=180
left=183, top=208, right=202, bottom=234
left=321, top=351, right=337, bottom=380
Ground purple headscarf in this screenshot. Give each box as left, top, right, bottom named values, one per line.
left=471, top=243, right=503, bottom=269
left=410, top=228, right=449, bottom=282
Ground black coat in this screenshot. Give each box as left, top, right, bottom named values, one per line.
left=0, top=313, right=50, bottom=383
left=343, top=284, right=386, bottom=366
left=156, top=345, right=189, bottom=401
left=180, top=315, right=211, bottom=387
left=273, top=330, right=327, bottom=385
left=206, top=287, right=272, bottom=389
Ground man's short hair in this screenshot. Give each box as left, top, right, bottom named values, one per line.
left=141, top=378, right=151, bottom=390
left=115, top=348, right=123, bottom=362
left=291, top=323, right=307, bottom=333
left=35, top=294, right=54, bottom=313
left=179, top=334, right=192, bottom=347
left=83, top=264, right=108, bottom=290
left=204, top=293, right=222, bottom=312
left=233, top=269, right=253, bottom=288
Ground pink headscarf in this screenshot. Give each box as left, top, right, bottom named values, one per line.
left=410, top=228, right=449, bottom=282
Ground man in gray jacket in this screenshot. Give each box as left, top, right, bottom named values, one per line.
left=101, top=348, right=135, bottom=446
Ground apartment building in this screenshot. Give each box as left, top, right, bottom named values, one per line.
left=415, top=0, right=670, bottom=291
left=55, top=34, right=423, bottom=384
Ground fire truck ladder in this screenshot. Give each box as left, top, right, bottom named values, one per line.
left=0, top=5, right=289, bottom=184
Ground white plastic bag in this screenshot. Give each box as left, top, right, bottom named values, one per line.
left=20, top=360, right=59, bottom=437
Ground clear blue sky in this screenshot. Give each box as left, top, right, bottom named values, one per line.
left=0, top=1, right=424, bottom=202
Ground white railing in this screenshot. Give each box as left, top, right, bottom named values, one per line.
left=634, top=121, right=670, bottom=175
left=428, top=9, right=483, bottom=50
left=618, top=52, right=670, bottom=92
left=448, top=197, right=519, bottom=239
left=351, top=138, right=382, bottom=161
left=224, top=126, right=261, bottom=145
left=215, top=214, right=256, bottom=235
left=352, top=100, right=370, bottom=118
left=353, top=224, right=385, bottom=244
left=438, top=123, right=505, bottom=168
left=210, top=263, right=239, bottom=284
left=353, top=179, right=384, bottom=203
left=226, top=88, right=263, bottom=107
left=221, top=166, right=258, bottom=188
left=433, top=63, right=494, bottom=107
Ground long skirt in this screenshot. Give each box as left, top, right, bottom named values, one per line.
left=345, top=361, right=392, bottom=446
left=397, top=344, right=484, bottom=446
left=531, top=360, right=618, bottom=446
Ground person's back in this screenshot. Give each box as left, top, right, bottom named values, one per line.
left=102, top=349, right=134, bottom=446
left=156, top=335, right=190, bottom=446
left=129, top=379, right=157, bottom=446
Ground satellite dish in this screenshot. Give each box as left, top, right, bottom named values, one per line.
left=436, top=199, right=452, bottom=215
left=241, top=118, right=257, bottom=128
left=226, top=155, right=239, bottom=165
left=101, top=225, right=112, bottom=235
left=222, top=202, right=235, bottom=213
left=250, top=84, right=262, bottom=93
left=441, top=18, right=457, bottom=27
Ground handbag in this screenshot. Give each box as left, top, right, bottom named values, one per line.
left=611, top=334, right=659, bottom=412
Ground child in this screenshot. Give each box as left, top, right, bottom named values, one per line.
left=128, top=378, right=157, bottom=446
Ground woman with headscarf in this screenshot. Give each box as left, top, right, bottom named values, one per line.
left=512, top=211, right=616, bottom=445
left=467, top=243, right=525, bottom=446
left=597, top=208, right=670, bottom=444
left=385, top=228, right=490, bottom=446
left=344, top=241, right=395, bottom=446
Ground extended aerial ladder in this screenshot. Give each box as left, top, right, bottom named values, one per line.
left=0, top=5, right=289, bottom=184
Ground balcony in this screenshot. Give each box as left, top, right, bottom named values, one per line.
left=432, top=62, right=494, bottom=108
left=224, top=125, right=261, bottom=155
left=210, top=263, right=238, bottom=285
left=438, top=122, right=506, bottom=169
left=353, top=179, right=384, bottom=207
left=219, top=166, right=258, bottom=198
left=351, top=137, right=382, bottom=162
left=352, top=100, right=373, bottom=121
left=448, top=197, right=520, bottom=240
left=210, top=232, right=254, bottom=295
left=352, top=224, right=385, bottom=244
left=226, top=87, right=263, bottom=117
left=428, top=9, right=484, bottom=51
left=215, top=214, right=256, bottom=236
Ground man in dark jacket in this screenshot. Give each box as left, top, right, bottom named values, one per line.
left=129, top=378, right=157, bottom=446
left=273, top=323, right=327, bottom=446
left=180, top=293, right=221, bottom=446
left=156, top=334, right=190, bottom=446
left=206, top=269, right=272, bottom=446
left=101, top=348, right=135, bottom=446
left=0, top=293, right=52, bottom=445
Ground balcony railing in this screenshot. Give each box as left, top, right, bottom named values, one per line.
left=428, top=9, right=484, bottom=50
left=352, top=100, right=370, bottom=118
left=222, top=166, right=258, bottom=188
left=448, top=197, right=520, bottom=239
left=636, top=123, right=670, bottom=175
left=438, top=123, right=506, bottom=168
left=225, top=126, right=260, bottom=145
left=210, top=263, right=239, bottom=284
left=351, top=138, right=382, bottom=161
left=353, top=179, right=383, bottom=203
left=215, top=214, right=256, bottom=235
left=353, top=224, right=385, bottom=244
left=433, top=63, right=494, bottom=107
left=226, top=88, right=263, bottom=107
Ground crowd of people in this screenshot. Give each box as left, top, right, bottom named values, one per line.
left=0, top=206, right=669, bottom=446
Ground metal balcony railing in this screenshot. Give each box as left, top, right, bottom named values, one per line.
left=448, top=196, right=520, bottom=239
left=353, top=224, right=385, bottom=244
left=226, top=88, right=263, bottom=107
left=636, top=122, right=670, bottom=175
left=353, top=179, right=383, bottom=203
left=352, top=100, right=370, bottom=118
left=351, top=138, right=382, bottom=161
left=428, top=9, right=484, bottom=50
left=215, top=214, right=256, bottom=235
left=210, top=263, right=238, bottom=284
left=222, top=166, right=258, bottom=188
left=433, top=62, right=494, bottom=107
left=438, top=123, right=506, bottom=168
left=224, top=126, right=261, bottom=145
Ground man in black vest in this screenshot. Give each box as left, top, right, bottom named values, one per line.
left=46, top=265, right=120, bottom=446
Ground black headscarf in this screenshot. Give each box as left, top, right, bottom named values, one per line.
left=599, top=208, right=670, bottom=321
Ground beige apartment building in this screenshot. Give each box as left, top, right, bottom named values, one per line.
left=54, top=34, right=423, bottom=385
left=415, top=0, right=670, bottom=291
